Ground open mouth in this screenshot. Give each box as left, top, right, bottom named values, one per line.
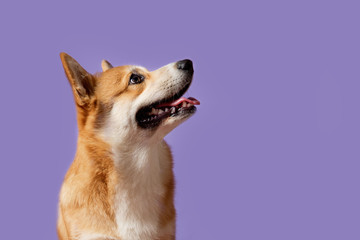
left=136, top=85, right=200, bottom=129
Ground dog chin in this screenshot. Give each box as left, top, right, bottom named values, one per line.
left=153, top=110, right=196, bottom=138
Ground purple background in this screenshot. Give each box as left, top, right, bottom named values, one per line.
left=1, top=0, right=359, bottom=239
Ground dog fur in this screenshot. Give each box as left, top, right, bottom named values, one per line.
left=57, top=53, right=198, bottom=240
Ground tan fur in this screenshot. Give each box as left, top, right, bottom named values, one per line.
left=58, top=53, right=195, bottom=240
left=101, top=59, right=113, bottom=71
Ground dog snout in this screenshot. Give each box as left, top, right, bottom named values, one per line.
left=176, top=59, right=193, bottom=72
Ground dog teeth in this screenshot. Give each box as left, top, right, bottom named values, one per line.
left=144, top=104, right=183, bottom=122
left=142, top=103, right=187, bottom=123
left=151, top=108, right=163, bottom=115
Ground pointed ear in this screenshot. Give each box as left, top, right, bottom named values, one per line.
left=101, top=59, right=113, bottom=71
left=60, top=52, right=96, bottom=105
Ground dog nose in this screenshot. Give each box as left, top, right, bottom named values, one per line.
left=177, top=59, right=193, bottom=71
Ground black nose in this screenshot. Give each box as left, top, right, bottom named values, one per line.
left=177, top=59, right=193, bottom=71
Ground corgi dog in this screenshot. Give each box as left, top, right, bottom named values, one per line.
left=57, top=53, right=200, bottom=240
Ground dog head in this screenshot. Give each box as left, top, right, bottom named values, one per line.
left=60, top=53, right=199, bottom=145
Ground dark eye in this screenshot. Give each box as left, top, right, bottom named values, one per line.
left=129, top=73, right=144, bottom=85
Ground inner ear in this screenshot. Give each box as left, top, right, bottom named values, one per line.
left=60, top=52, right=96, bottom=105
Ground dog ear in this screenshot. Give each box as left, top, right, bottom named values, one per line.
left=101, top=59, right=113, bottom=71
left=60, top=52, right=96, bottom=106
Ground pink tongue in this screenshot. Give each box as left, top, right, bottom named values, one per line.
left=156, top=97, right=200, bottom=107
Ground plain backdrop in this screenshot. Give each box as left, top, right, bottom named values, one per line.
left=0, top=0, right=359, bottom=239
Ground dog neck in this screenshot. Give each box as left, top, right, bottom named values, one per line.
left=111, top=140, right=166, bottom=181
left=75, top=131, right=171, bottom=239
left=79, top=129, right=168, bottom=182
left=104, top=136, right=171, bottom=239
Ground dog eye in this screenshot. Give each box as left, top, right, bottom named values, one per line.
left=129, top=74, right=144, bottom=85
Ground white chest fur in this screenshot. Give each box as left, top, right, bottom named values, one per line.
left=112, top=144, right=167, bottom=240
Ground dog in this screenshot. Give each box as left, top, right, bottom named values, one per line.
left=57, top=53, right=200, bottom=240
